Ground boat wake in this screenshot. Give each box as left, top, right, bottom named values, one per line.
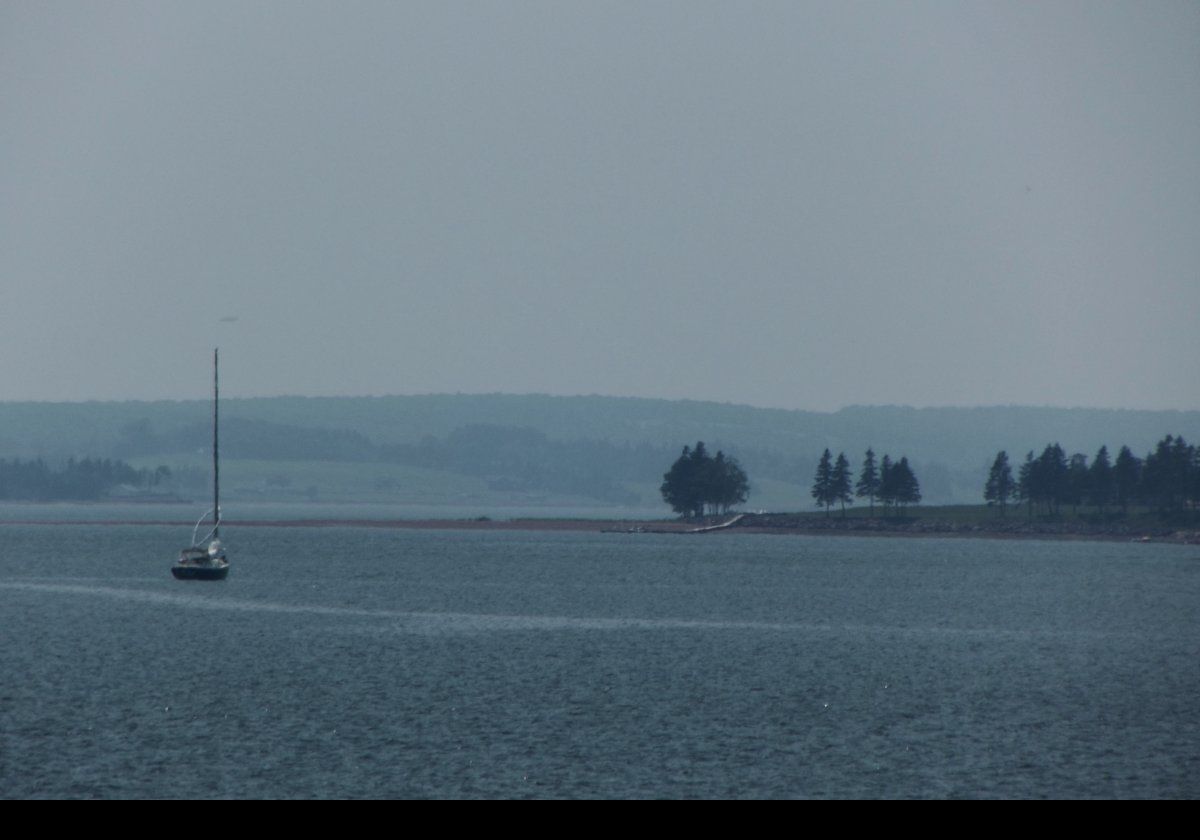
left=0, top=580, right=1138, bottom=640
left=0, top=581, right=821, bottom=633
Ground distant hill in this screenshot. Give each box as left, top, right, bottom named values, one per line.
left=0, top=395, right=1195, bottom=508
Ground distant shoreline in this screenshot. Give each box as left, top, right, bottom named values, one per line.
left=727, top=512, right=1200, bottom=545
left=3, top=514, right=1197, bottom=545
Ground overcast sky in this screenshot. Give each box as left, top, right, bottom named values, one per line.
left=2, top=1, right=1197, bottom=411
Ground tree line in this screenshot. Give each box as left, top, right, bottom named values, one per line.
left=811, top=448, right=921, bottom=517
left=984, top=434, right=1198, bottom=516
left=0, top=457, right=171, bottom=501
left=660, top=443, right=922, bottom=519
left=660, top=442, right=750, bottom=518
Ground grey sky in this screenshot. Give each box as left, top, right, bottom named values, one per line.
left=3, top=1, right=1198, bottom=411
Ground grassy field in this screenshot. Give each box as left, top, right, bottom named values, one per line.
left=127, top=453, right=667, bottom=508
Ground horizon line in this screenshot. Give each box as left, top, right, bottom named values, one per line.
left=0, top=391, right=1197, bottom=415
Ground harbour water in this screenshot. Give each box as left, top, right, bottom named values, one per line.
left=1, top=520, right=1197, bottom=798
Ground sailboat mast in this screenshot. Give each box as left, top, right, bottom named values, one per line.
left=213, top=347, right=219, bottom=540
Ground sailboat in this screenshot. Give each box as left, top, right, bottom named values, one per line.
left=172, top=348, right=230, bottom=581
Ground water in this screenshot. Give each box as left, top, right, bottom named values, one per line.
left=1, top=522, right=1197, bottom=798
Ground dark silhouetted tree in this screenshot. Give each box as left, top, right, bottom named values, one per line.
left=811, top=449, right=835, bottom=516
left=1113, top=445, right=1141, bottom=514
left=1016, top=450, right=1036, bottom=518
left=1087, top=446, right=1113, bottom=513
left=1191, top=445, right=1200, bottom=510
left=661, top=445, right=701, bottom=518
left=1065, top=452, right=1089, bottom=514
left=876, top=454, right=919, bottom=515
left=1142, top=435, right=1194, bottom=513
left=661, top=442, right=749, bottom=519
left=984, top=450, right=1015, bottom=516
left=1026, top=443, right=1068, bottom=515
left=832, top=452, right=853, bottom=517
left=878, top=454, right=895, bottom=514
left=893, top=457, right=921, bottom=511
left=855, top=448, right=880, bottom=516
left=709, top=450, right=750, bottom=515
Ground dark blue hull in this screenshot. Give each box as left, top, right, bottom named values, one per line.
left=171, top=564, right=229, bottom=581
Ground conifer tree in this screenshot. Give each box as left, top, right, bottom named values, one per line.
left=894, top=457, right=921, bottom=510
left=1065, top=452, right=1089, bottom=514
left=984, top=450, right=1015, bottom=516
left=660, top=442, right=750, bottom=519
left=878, top=454, right=894, bottom=514
left=1017, top=451, right=1036, bottom=518
left=1087, top=445, right=1113, bottom=513
left=1034, top=443, right=1068, bottom=515
left=710, top=451, right=750, bottom=515
left=855, top=448, right=880, bottom=516
left=811, top=449, right=834, bottom=516
left=832, top=452, right=853, bottom=517
left=660, top=445, right=699, bottom=518
left=1191, top=445, right=1200, bottom=510
left=1142, top=435, right=1194, bottom=512
left=1113, top=446, right=1141, bottom=514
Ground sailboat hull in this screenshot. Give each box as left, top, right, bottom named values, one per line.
left=171, top=563, right=229, bottom=581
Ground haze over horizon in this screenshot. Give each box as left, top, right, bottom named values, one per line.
left=4, top=2, right=1198, bottom=413
left=5, top=389, right=1200, bottom=420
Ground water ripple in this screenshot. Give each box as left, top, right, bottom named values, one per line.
left=0, top=580, right=1143, bottom=640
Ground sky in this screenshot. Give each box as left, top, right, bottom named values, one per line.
left=2, top=1, right=1198, bottom=412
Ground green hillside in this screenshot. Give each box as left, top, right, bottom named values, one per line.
left=2, top=395, right=1196, bottom=508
